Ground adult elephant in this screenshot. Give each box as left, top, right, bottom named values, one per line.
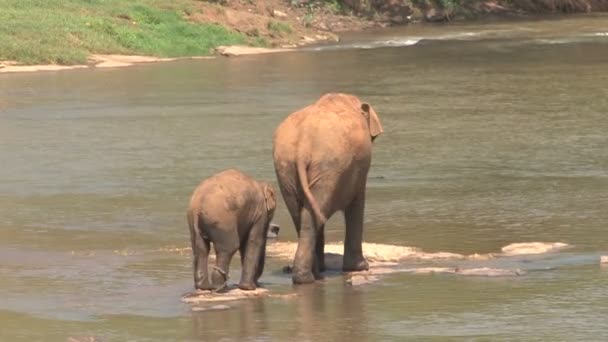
left=272, top=93, right=383, bottom=284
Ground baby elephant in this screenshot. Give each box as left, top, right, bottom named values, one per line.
left=187, top=169, right=276, bottom=291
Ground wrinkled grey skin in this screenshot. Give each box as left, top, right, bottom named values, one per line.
left=187, top=169, right=276, bottom=291
left=272, top=93, right=383, bottom=284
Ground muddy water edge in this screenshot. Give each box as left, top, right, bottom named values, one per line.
left=1, top=14, right=608, bottom=342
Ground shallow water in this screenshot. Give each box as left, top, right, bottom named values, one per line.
left=1, top=13, right=608, bottom=341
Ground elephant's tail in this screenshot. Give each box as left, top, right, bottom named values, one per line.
left=297, top=159, right=327, bottom=226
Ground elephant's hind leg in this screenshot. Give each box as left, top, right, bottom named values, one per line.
left=212, top=249, right=237, bottom=291
left=315, top=224, right=326, bottom=273
left=190, top=216, right=213, bottom=290
left=279, top=185, right=301, bottom=235
left=343, top=194, right=369, bottom=272
left=211, top=231, right=239, bottom=291
left=293, top=206, right=323, bottom=284
left=238, top=220, right=267, bottom=290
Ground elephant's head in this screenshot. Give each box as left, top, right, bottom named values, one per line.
left=261, top=182, right=277, bottom=222
left=361, top=103, right=383, bottom=142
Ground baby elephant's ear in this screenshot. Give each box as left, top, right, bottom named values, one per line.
left=361, top=103, right=383, bottom=139
left=263, top=184, right=277, bottom=213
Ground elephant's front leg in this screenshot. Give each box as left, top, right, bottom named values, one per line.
left=343, top=194, right=369, bottom=272
left=239, top=220, right=266, bottom=290
left=293, top=206, right=319, bottom=284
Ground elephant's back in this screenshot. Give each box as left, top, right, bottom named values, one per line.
left=188, top=169, right=256, bottom=214
left=272, top=103, right=311, bottom=146
left=273, top=93, right=372, bottom=166
left=302, top=104, right=371, bottom=156
left=272, top=107, right=307, bottom=166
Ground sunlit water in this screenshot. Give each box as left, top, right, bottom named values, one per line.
left=1, top=14, right=608, bottom=341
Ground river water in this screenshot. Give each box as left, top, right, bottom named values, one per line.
left=1, top=14, right=608, bottom=341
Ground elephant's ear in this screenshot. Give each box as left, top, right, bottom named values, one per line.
left=263, top=184, right=277, bottom=215
left=361, top=103, right=384, bottom=139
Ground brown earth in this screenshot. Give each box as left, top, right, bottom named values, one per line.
left=188, top=0, right=385, bottom=49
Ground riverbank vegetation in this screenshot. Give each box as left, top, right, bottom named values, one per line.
left=1, top=0, right=607, bottom=66
left=0, top=0, right=254, bottom=65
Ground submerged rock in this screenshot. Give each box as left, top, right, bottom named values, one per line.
left=267, top=241, right=570, bottom=265
left=182, top=287, right=297, bottom=304
left=500, top=242, right=569, bottom=256
left=267, top=241, right=488, bottom=264
left=454, top=267, right=525, bottom=277
left=346, top=266, right=525, bottom=286
left=182, top=287, right=270, bottom=303
left=215, top=45, right=294, bottom=57
left=346, top=272, right=380, bottom=286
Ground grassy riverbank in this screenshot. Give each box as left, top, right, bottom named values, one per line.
left=0, top=0, right=254, bottom=65
left=2, top=0, right=607, bottom=66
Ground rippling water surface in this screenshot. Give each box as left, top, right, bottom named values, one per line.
left=1, top=14, right=608, bottom=341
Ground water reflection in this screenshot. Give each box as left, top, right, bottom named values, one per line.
left=191, top=299, right=268, bottom=341
left=293, top=283, right=369, bottom=342
left=336, top=286, right=369, bottom=342
left=187, top=283, right=370, bottom=341
left=294, top=285, right=327, bottom=341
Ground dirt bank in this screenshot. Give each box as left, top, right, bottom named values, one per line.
left=191, top=0, right=608, bottom=47
left=139, top=0, right=608, bottom=54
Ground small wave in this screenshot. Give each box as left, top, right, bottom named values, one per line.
left=401, top=267, right=524, bottom=277
left=310, top=32, right=482, bottom=52
left=532, top=38, right=579, bottom=45
left=433, top=31, right=480, bottom=40
left=531, top=33, right=608, bottom=45
left=362, top=38, right=421, bottom=48
left=308, top=38, right=420, bottom=52
left=307, top=28, right=608, bottom=53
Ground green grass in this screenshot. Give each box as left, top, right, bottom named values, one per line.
left=267, top=20, right=293, bottom=35
left=0, top=0, right=253, bottom=65
left=324, top=0, right=343, bottom=14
